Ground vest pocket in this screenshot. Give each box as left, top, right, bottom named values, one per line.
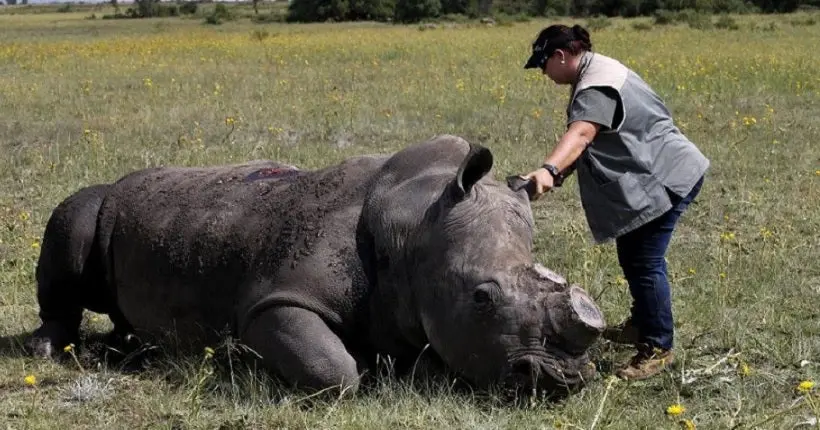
left=596, top=172, right=651, bottom=224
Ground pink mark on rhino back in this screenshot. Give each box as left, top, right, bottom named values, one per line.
left=243, top=167, right=301, bottom=182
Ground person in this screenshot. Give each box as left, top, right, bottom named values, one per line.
left=519, top=24, right=710, bottom=381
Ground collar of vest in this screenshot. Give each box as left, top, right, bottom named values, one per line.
left=567, top=52, right=630, bottom=133
left=572, top=53, right=629, bottom=96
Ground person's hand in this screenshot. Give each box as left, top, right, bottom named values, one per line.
left=521, top=167, right=554, bottom=201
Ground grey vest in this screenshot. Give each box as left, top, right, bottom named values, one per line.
left=569, top=52, right=710, bottom=243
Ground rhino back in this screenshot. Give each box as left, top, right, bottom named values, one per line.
left=98, top=156, right=386, bottom=345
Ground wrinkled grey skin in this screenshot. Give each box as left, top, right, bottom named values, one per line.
left=27, top=135, right=606, bottom=395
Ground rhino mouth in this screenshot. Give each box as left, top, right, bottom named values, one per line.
left=501, top=350, right=595, bottom=397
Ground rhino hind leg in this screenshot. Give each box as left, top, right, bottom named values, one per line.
left=27, top=185, right=112, bottom=358
left=241, top=306, right=360, bottom=394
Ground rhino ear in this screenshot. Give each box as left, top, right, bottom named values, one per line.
left=453, top=144, right=493, bottom=199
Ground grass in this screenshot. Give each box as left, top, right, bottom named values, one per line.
left=1, top=7, right=819, bottom=429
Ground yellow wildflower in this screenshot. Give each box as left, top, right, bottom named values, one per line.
left=739, top=362, right=751, bottom=377
left=31, top=241, right=40, bottom=249
left=24, top=374, right=37, bottom=386
left=666, top=404, right=685, bottom=416
left=742, top=116, right=757, bottom=126
left=204, top=346, right=215, bottom=359
left=720, top=232, right=736, bottom=241
left=679, top=419, right=696, bottom=430
left=815, top=169, right=820, bottom=176
left=687, top=268, right=696, bottom=275
left=63, top=343, right=74, bottom=353
left=797, top=380, right=815, bottom=393
left=225, top=117, right=235, bottom=126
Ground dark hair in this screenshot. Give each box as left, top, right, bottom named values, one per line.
left=569, top=25, right=592, bottom=53
left=524, top=24, right=593, bottom=69
left=540, top=24, right=593, bottom=54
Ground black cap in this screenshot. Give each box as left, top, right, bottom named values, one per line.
left=523, top=26, right=574, bottom=69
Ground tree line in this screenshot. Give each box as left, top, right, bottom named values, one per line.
left=286, top=0, right=820, bottom=23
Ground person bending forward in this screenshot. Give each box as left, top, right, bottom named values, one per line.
left=520, top=23, right=710, bottom=381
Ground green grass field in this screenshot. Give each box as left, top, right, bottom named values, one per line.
left=0, top=8, right=818, bottom=429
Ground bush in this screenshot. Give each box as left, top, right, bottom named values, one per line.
left=205, top=3, right=233, bottom=24
left=711, top=0, right=752, bottom=13
left=585, top=15, right=611, bottom=31
left=439, top=0, right=469, bottom=14
left=492, top=12, right=530, bottom=25
left=653, top=9, right=674, bottom=24
left=162, top=5, right=180, bottom=17
left=714, top=14, right=739, bottom=29
left=287, top=0, right=350, bottom=22
left=349, top=0, right=396, bottom=20
left=675, top=8, right=698, bottom=23
left=492, top=0, right=532, bottom=15
left=101, top=12, right=129, bottom=19
left=439, top=13, right=470, bottom=22
left=251, top=12, right=287, bottom=23
left=394, top=0, right=441, bottom=23
left=686, top=11, right=713, bottom=29
left=180, top=1, right=198, bottom=15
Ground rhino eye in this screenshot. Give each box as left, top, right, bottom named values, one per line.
left=473, top=283, right=499, bottom=308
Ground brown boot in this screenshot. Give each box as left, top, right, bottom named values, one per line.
left=602, top=318, right=639, bottom=345
left=616, top=346, right=675, bottom=381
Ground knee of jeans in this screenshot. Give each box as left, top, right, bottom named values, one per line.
left=621, top=256, right=667, bottom=274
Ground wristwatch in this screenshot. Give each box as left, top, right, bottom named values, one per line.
left=541, top=163, right=564, bottom=187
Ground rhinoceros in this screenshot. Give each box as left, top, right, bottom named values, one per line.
left=27, top=134, right=606, bottom=395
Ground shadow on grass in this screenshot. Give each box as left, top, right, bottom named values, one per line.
left=0, top=328, right=156, bottom=376
left=0, top=331, right=30, bottom=358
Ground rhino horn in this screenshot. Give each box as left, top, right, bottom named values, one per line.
left=533, top=263, right=568, bottom=291
left=545, top=286, right=606, bottom=353
left=453, top=143, right=493, bottom=199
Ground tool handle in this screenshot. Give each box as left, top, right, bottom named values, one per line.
left=506, top=175, right=538, bottom=200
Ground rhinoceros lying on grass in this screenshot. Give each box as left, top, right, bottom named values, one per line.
left=27, top=135, right=605, bottom=395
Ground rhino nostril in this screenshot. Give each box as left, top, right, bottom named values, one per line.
left=511, top=360, right=530, bottom=377
left=510, top=356, right=542, bottom=378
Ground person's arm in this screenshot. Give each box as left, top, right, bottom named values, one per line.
left=521, top=121, right=598, bottom=199
left=544, top=120, right=599, bottom=172
left=520, top=87, right=619, bottom=200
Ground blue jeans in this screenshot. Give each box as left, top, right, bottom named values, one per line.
left=615, top=176, right=704, bottom=351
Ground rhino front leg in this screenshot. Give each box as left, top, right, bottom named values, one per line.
left=241, top=307, right=360, bottom=394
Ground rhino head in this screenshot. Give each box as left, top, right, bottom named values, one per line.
left=404, top=142, right=606, bottom=395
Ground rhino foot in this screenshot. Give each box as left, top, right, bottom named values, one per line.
left=102, top=330, right=141, bottom=354
left=26, top=321, right=80, bottom=359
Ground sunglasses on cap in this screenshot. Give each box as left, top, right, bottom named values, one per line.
left=524, top=32, right=564, bottom=69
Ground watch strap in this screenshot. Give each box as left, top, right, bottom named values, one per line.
left=541, top=163, right=564, bottom=187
